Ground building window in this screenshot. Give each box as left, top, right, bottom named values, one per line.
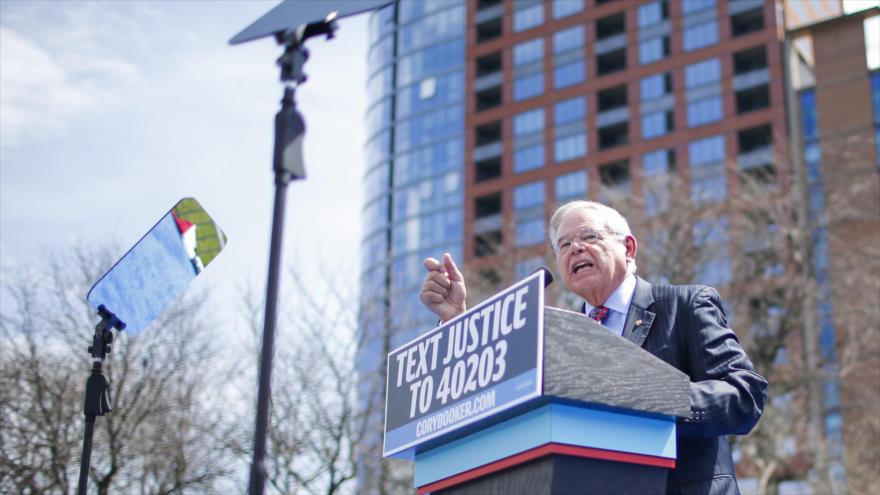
left=641, top=73, right=672, bottom=101
left=685, top=58, right=721, bottom=88
left=552, top=25, right=586, bottom=88
left=596, top=13, right=627, bottom=76
left=599, top=159, right=630, bottom=204
left=639, top=36, right=670, bottom=65
left=682, top=0, right=716, bottom=15
left=643, top=149, right=675, bottom=216
left=514, top=180, right=545, bottom=209
left=733, top=45, right=770, bottom=114
left=687, top=97, right=723, bottom=127
left=642, top=111, right=674, bottom=139
left=514, top=38, right=543, bottom=65
left=514, top=144, right=545, bottom=172
left=555, top=170, right=587, bottom=202
left=515, top=218, right=546, bottom=246
left=689, top=134, right=726, bottom=203
left=553, top=25, right=584, bottom=53
left=555, top=96, right=586, bottom=125
left=514, top=181, right=545, bottom=247
left=554, top=133, right=587, bottom=162
left=638, top=0, right=668, bottom=28
left=731, top=6, right=765, bottom=37
left=554, top=61, right=585, bottom=89
left=600, top=160, right=630, bottom=193
left=514, top=73, right=543, bottom=100
left=514, top=108, right=545, bottom=136
left=513, top=2, right=544, bottom=32
left=685, top=57, right=723, bottom=127
left=554, top=96, right=587, bottom=162
left=513, top=38, right=544, bottom=101
left=552, top=0, right=583, bottom=19
left=683, top=20, right=719, bottom=52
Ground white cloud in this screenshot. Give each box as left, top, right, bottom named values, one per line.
left=0, top=3, right=149, bottom=149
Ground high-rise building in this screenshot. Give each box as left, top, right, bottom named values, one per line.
left=358, top=1, right=879, bottom=493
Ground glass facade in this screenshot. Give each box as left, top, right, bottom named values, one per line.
left=799, top=88, right=845, bottom=486
left=359, top=4, right=466, bottom=441
left=689, top=134, right=727, bottom=203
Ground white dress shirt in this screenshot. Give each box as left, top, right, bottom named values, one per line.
left=582, top=273, right=636, bottom=336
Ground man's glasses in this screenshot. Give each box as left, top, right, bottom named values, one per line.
left=553, top=228, right=620, bottom=254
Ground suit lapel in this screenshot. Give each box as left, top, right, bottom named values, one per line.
left=622, top=276, right=656, bottom=348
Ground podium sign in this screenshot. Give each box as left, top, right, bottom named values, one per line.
left=383, top=271, right=546, bottom=457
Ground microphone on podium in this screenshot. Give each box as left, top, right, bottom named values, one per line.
left=530, top=266, right=554, bottom=288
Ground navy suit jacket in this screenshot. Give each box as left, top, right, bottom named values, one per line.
left=591, top=276, right=768, bottom=495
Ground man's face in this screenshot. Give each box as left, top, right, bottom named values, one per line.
left=553, top=207, right=635, bottom=306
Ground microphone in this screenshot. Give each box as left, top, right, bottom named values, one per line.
left=530, top=266, right=554, bottom=288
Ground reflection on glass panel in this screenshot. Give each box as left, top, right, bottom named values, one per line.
left=514, top=3, right=544, bottom=32
left=641, top=73, right=670, bottom=100
left=516, top=218, right=547, bottom=246
left=689, top=135, right=725, bottom=165
left=395, top=106, right=463, bottom=152
left=555, top=170, right=587, bottom=200
left=553, top=25, right=585, bottom=53
left=514, top=73, right=544, bottom=101
left=399, top=5, right=465, bottom=53
left=368, top=36, right=394, bottom=74
left=683, top=21, right=719, bottom=52
left=642, top=111, right=671, bottom=139
left=514, top=38, right=544, bottom=65
left=396, top=71, right=464, bottom=119
left=514, top=143, right=545, bottom=172
left=514, top=108, right=545, bottom=136
left=399, top=0, right=463, bottom=24
left=687, top=97, right=723, bottom=127
left=682, top=0, right=716, bottom=15
left=87, top=198, right=227, bottom=335
left=638, top=0, right=665, bottom=28
left=554, top=96, right=586, bottom=124
left=554, top=133, right=587, bottom=162
left=514, top=181, right=545, bottom=209
left=395, top=138, right=464, bottom=186
left=397, top=39, right=464, bottom=86
left=639, top=36, right=668, bottom=64
left=554, top=61, right=585, bottom=89
left=685, top=58, right=721, bottom=87
left=552, top=0, right=583, bottom=19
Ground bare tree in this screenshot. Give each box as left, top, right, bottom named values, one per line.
left=0, top=243, right=237, bottom=494
left=232, top=265, right=372, bottom=495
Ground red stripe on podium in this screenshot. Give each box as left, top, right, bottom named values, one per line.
left=416, top=442, right=675, bottom=494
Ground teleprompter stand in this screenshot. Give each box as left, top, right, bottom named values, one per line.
left=246, top=15, right=338, bottom=495
left=76, top=304, right=126, bottom=495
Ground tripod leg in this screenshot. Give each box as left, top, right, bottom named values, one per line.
left=77, top=415, right=95, bottom=495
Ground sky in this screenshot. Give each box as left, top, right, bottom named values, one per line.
left=0, top=1, right=368, bottom=327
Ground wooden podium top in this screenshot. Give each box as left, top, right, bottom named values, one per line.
left=543, top=307, right=690, bottom=418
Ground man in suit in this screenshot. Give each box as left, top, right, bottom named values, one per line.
left=419, top=200, right=768, bottom=495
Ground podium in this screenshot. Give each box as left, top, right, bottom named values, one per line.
left=383, top=274, right=690, bottom=495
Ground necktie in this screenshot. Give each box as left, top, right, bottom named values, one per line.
left=589, top=305, right=610, bottom=324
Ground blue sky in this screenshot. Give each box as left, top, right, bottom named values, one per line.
left=1, top=1, right=368, bottom=321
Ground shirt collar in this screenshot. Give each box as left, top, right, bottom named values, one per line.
left=583, top=273, right=636, bottom=316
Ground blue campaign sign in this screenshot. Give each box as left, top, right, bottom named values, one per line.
left=383, top=271, right=545, bottom=458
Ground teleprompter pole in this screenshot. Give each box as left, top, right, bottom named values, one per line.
left=77, top=305, right=125, bottom=495
left=247, top=16, right=337, bottom=495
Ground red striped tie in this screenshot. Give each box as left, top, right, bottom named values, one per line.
left=589, top=305, right=609, bottom=324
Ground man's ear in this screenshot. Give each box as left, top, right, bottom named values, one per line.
left=625, top=235, right=637, bottom=260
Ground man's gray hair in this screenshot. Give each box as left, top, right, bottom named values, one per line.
left=548, top=200, right=637, bottom=273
